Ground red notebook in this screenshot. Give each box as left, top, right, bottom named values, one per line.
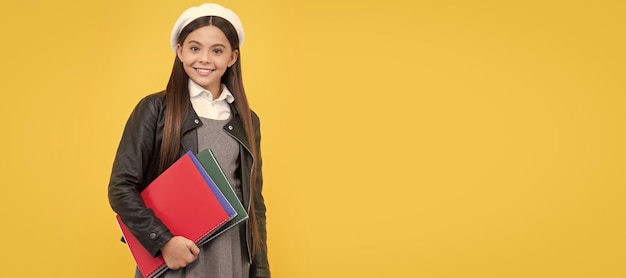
left=116, top=151, right=235, bottom=278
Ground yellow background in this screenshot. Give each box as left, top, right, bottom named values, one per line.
left=0, top=0, right=624, bottom=277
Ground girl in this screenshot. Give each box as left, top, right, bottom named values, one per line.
left=108, top=3, right=270, bottom=278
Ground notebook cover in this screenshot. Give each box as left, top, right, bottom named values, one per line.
left=195, top=149, right=249, bottom=245
left=116, top=151, right=235, bottom=278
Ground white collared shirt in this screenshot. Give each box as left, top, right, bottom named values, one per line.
left=188, top=80, right=235, bottom=120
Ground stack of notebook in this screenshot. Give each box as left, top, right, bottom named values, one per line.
left=115, top=149, right=248, bottom=278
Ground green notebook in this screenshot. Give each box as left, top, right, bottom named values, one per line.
left=195, top=149, right=249, bottom=245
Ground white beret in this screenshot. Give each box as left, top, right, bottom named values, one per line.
left=170, top=3, right=244, bottom=54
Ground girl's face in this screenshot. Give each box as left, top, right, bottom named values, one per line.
left=176, top=25, right=239, bottom=95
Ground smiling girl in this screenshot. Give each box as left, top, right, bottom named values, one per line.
left=108, top=3, right=271, bottom=278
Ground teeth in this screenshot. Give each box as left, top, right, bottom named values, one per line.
left=197, top=68, right=212, bottom=74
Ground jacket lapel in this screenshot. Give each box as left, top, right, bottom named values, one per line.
left=180, top=106, right=201, bottom=154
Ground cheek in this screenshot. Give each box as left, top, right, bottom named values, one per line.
left=180, top=54, right=198, bottom=69
left=179, top=54, right=192, bottom=65
left=181, top=62, right=196, bottom=77
left=220, top=57, right=234, bottom=68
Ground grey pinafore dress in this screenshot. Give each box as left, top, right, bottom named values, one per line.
left=134, top=116, right=250, bottom=278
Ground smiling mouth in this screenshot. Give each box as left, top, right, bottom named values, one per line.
left=195, top=68, right=215, bottom=75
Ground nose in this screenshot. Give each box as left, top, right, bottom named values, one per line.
left=200, top=51, right=211, bottom=64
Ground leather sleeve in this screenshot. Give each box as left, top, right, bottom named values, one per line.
left=250, top=112, right=271, bottom=278
left=108, top=93, right=174, bottom=257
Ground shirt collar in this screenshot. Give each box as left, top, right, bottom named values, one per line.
left=188, top=79, right=235, bottom=103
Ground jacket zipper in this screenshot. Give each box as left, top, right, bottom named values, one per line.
left=224, top=127, right=254, bottom=262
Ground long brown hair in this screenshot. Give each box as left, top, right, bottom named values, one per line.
left=159, top=16, right=261, bottom=255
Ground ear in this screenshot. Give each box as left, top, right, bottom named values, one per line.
left=176, top=44, right=183, bottom=61
left=228, top=49, right=239, bottom=67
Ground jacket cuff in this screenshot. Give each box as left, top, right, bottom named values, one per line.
left=251, top=267, right=271, bottom=278
left=147, top=230, right=174, bottom=257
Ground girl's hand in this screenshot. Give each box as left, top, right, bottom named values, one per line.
left=160, top=236, right=200, bottom=269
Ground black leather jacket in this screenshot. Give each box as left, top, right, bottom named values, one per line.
left=108, top=91, right=270, bottom=277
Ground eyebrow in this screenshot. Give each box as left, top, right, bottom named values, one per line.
left=187, top=40, right=227, bottom=48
